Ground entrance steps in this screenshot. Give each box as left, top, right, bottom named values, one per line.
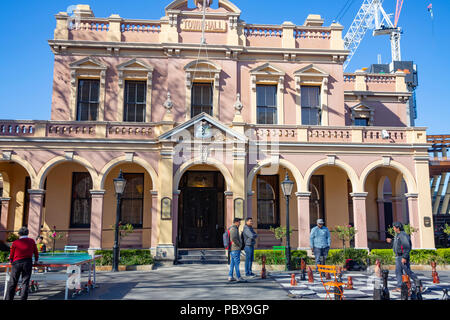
left=177, top=249, right=228, bottom=265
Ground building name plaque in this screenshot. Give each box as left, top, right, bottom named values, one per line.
left=181, top=19, right=227, bottom=33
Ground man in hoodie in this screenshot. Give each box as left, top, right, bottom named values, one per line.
left=243, top=217, right=258, bottom=277
left=228, top=218, right=246, bottom=282
left=310, top=219, right=331, bottom=269
left=386, top=222, right=418, bottom=292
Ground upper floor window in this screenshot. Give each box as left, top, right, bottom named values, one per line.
left=301, top=86, right=321, bottom=125
left=124, top=81, right=146, bottom=122
left=191, top=83, right=213, bottom=117
left=354, top=118, right=369, bottom=126
left=257, top=85, right=277, bottom=124
left=77, top=79, right=100, bottom=121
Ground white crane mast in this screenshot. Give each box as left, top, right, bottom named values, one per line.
left=343, top=0, right=402, bottom=70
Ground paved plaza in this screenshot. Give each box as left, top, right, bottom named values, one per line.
left=1, top=264, right=449, bottom=301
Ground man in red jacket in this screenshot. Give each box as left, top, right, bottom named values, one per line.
left=5, top=226, right=39, bottom=300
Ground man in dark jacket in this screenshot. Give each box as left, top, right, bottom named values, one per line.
left=243, top=218, right=258, bottom=277
left=228, top=218, right=246, bottom=283
left=386, top=222, right=418, bottom=292
left=5, top=227, right=39, bottom=300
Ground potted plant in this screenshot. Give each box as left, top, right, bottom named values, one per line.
left=6, top=233, right=19, bottom=246
left=331, top=225, right=358, bottom=268
left=47, top=226, right=66, bottom=254
left=387, top=223, right=418, bottom=238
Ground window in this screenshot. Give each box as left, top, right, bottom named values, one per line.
left=257, top=85, right=277, bottom=124
left=301, top=86, right=321, bottom=125
left=309, top=175, right=325, bottom=229
left=70, top=173, right=93, bottom=228
left=22, top=177, right=31, bottom=227
left=257, top=175, right=280, bottom=229
left=124, top=81, right=146, bottom=122
left=354, top=118, right=369, bottom=127
left=121, top=173, right=144, bottom=228
left=191, top=83, right=213, bottom=117
left=76, top=79, right=100, bottom=121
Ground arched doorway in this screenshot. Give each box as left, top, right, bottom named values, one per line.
left=178, top=168, right=225, bottom=248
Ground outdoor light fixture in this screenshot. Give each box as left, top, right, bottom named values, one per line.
left=113, top=170, right=126, bottom=272
left=281, top=171, right=294, bottom=271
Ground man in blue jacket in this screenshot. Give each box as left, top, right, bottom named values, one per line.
left=310, top=219, right=331, bottom=269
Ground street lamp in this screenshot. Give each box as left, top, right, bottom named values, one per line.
left=281, top=171, right=294, bottom=271
left=113, top=170, right=127, bottom=272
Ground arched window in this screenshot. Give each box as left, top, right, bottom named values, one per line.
left=257, top=175, right=280, bottom=229
left=70, top=173, right=93, bottom=228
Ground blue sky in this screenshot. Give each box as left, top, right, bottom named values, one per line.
left=0, top=0, right=448, bottom=134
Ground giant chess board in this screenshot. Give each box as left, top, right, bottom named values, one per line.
left=270, top=270, right=449, bottom=300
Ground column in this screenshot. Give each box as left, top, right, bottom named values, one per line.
left=27, top=190, right=45, bottom=240
left=351, top=192, right=368, bottom=249
left=225, top=191, right=234, bottom=228
left=296, top=192, right=311, bottom=249
left=377, top=198, right=386, bottom=241
left=172, top=191, right=180, bottom=246
left=0, top=198, right=11, bottom=242
left=150, top=191, right=159, bottom=255
left=391, top=196, right=405, bottom=223
left=88, top=190, right=105, bottom=253
left=246, top=191, right=254, bottom=219
left=406, top=193, right=421, bottom=249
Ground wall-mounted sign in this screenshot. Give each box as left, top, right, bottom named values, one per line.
left=424, top=216, right=432, bottom=228
left=234, top=198, right=244, bottom=219
left=161, top=197, right=172, bottom=220
left=181, top=19, right=227, bottom=33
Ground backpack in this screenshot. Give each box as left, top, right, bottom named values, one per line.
left=223, top=228, right=231, bottom=250
left=240, top=230, right=245, bottom=250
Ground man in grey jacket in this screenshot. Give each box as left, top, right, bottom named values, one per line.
left=243, top=218, right=258, bottom=277
left=386, top=222, right=418, bottom=292
left=228, top=218, right=246, bottom=282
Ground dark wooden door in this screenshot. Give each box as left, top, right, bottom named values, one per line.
left=181, top=188, right=218, bottom=248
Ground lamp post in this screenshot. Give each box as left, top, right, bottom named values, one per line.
left=281, top=171, right=294, bottom=271
left=112, top=170, right=127, bottom=272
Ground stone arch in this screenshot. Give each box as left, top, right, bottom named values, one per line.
left=360, top=160, right=417, bottom=194
left=173, top=157, right=233, bottom=192
left=99, top=156, right=159, bottom=190
left=302, top=158, right=361, bottom=193
left=0, top=154, right=37, bottom=188
left=36, top=155, right=99, bottom=190
left=246, top=158, right=303, bottom=194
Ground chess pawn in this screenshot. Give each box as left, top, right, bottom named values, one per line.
left=307, top=266, right=314, bottom=283
left=261, top=255, right=267, bottom=279
left=374, top=259, right=382, bottom=278
left=434, top=272, right=440, bottom=284
left=381, top=270, right=390, bottom=300
left=290, top=274, right=297, bottom=286
left=325, top=272, right=331, bottom=280
left=346, top=276, right=353, bottom=290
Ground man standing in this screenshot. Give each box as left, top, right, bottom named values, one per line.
left=386, top=222, right=418, bottom=292
left=310, top=219, right=331, bottom=268
left=228, top=218, right=246, bottom=282
left=243, top=217, right=258, bottom=277
left=5, top=227, right=39, bottom=300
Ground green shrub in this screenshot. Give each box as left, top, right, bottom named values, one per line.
left=94, top=249, right=153, bottom=266
left=410, top=250, right=439, bottom=265
left=0, top=251, right=10, bottom=263
left=369, top=249, right=395, bottom=265
left=254, top=250, right=285, bottom=265
left=436, top=248, right=450, bottom=264
left=327, top=249, right=369, bottom=266
left=370, top=249, right=449, bottom=265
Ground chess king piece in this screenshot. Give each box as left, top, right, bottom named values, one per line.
left=381, top=269, right=390, bottom=300
left=261, top=255, right=267, bottom=279
left=307, top=266, right=314, bottom=283
left=290, top=274, right=297, bottom=286
left=300, top=258, right=306, bottom=281
left=431, top=261, right=440, bottom=284
left=346, top=276, right=353, bottom=290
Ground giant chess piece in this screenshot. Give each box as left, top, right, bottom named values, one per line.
left=346, top=276, right=354, bottom=290
left=442, top=289, right=450, bottom=300
left=307, top=266, right=314, bottom=283
left=300, top=258, right=306, bottom=281
left=400, top=274, right=410, bottom=300
left=261, top=255, right=267, bottom=279
left=381, top=269, right=390, bottom=300
left=337, top=266, right=343, bottom=283
left=431, top=261, right=440, bottom=284
left=412, top=278, right=423, bottom=300
left=290, top=274, right=297, bottom=286
left=374, top=259, right=382, bottom=278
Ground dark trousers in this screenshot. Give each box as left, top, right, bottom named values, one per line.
left=5, top=259, right=33, bottom=301
left=395, top=256, right=418, bottom=289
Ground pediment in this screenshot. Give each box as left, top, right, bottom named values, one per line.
left=294, top=64, right=329, bottom=77
left=117, top=59, right=153, bottom=72
left=184, top=60, right=221, bottom=73
left=250, top=63, right=285, bottom=76
left=159, top=112, right=247, bottom=142
left=70, top=57, right=107, bottom=70
left=351, top=103, right=373, bottom=112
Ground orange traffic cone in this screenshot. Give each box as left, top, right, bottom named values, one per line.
left=290, top=274, right=297, bottom=286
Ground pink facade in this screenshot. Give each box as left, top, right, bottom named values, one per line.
left=0, top=1, right=435, bottom=257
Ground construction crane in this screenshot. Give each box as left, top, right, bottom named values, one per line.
left=343, top=0, right=405, bottom=70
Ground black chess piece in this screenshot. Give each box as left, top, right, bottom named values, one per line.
left=400, top=282, right=409, bottom=300
left=413, top=279, right=423, bottom=300
left=300, top=268, right=306, bottom=281
left=381, top=270, right=390, bottom=300
left=442, top=289, right=450, bottom=300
